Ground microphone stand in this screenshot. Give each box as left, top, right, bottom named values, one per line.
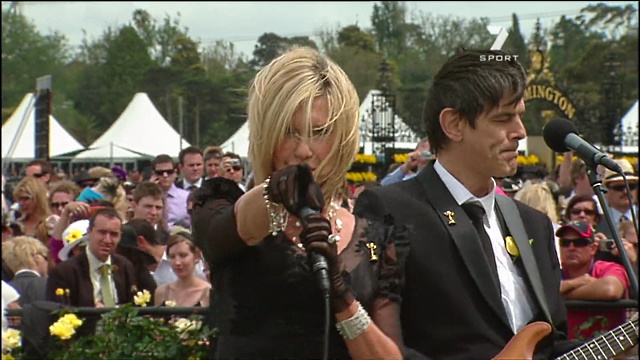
left=588, top=167, right=638, bottom=297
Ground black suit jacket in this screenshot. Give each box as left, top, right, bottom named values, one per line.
left=353, top=162, right=577, bottom=360
left=46, top=251, right=137, bottom=336
left=10, top=271, right=47, bottom=306
left=176, top=177, right=204, bottom=191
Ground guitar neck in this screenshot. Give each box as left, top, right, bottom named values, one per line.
left=556, top=318, right=638, bottom=360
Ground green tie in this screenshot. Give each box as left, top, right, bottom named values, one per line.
left=99, top=265, right=116, bottom=307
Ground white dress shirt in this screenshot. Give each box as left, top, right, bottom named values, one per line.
left=86, top=247, right=118, bottom=305
left=183, top=177, right=203, bottom=190
left=434, top=160, right=535, bottom=333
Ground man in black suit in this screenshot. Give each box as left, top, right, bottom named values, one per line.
left=176, top=146, right=205, bottom=191
left=354, top=49, right=580, bottom=359
left=46, top=207, right=137, bottom=335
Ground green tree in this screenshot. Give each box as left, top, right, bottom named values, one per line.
left=250, top=32, right=318, bottom=69
left=503, top=14, right=530, bottom=71
left=337, top=25, right=376, bottom=53
left=371, top=1, right=409, bottom=58
left=1, top=8, right=69, bottom=121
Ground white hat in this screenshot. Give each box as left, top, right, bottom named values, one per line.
left=59, top=220, right=90, bottom=261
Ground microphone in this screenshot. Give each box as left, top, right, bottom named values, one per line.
left=543, top=118, right=623, bottom=173
left=298, top=206, right=331, bottom=297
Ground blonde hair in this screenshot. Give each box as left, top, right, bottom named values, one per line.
left=514, top=180, right=560, bottom=224
left=248, top=46, right=360, bottom=207
left=2, top=235, right=49, bottom=272
left=88, top=166, right=113, bottom=180
left=49, top=180, right=81, bottom=200
left=12, top=176, right=51, bottom=220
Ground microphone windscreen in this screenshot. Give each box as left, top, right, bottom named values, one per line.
left=543, top=118, right=579, bottom=152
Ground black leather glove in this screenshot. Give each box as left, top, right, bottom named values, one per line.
left=300, top=213, right=355, bottom=313
left=268, top=163, right=324, bottom=215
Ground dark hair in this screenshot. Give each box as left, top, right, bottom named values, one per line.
left=564, top=194, right=601, bottom=224
left=132, top=181, right=164, bottom=203
left=126, top=218, right=158, bottom=246
left=423, top=48, right=526, bottom=154
left=178, top=146, right=203, bottom=165
left=203, top=146, right=223, bottom=162
left=26, top=159, right=51, bottom=175
left=222, top=152, right=241, bottom=161
left=152, top=154, right=175, bottom=169
left=89, top=207, right=122, bottom=229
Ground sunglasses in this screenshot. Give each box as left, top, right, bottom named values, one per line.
left=607, top=183, right=638, bottom=192
left=569, top=208, right=597, bottom=216
left=154, top=169, right=175, bottom=176
left=32, top=173, right=45, bottom=178
left=226, top=166, right=242, bottom=172
left=559, top=238, right=592, bottom=248
left=51, top=201, right=69, bottom=209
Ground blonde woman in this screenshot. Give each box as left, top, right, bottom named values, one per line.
left=192, top=47, right=408, bottom=359
left=12, top=176, right=51, bottom=241
left=2, top=236, right=49, bottom=305
left=153, top=232, right=210, bottom=307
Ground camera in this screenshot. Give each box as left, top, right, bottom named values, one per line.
left=599, top=238, right=615, bottom=252
left=230, top=159, right=242, bottom=170
left=420, top=150, right=433, bottom=160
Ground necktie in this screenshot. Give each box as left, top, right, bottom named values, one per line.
left=461, top=202, right=501, bottom=289
left=99, top=265, right=116, bottom=307
left=619, top=214, right=629, bottom=224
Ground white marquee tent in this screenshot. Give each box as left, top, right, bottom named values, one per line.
left=221, top=121, right=249, bottom=158
left=72, top=92, right=190, bottom=162
left=2, top=93, right=85, bottom=161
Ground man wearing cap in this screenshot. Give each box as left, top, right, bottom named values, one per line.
left=557, top=220, right=629, bottom=340
left=46, top=208, right=137, bottom=335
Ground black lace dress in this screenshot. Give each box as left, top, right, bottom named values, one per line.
left=192, top=178, right=410, bottom=359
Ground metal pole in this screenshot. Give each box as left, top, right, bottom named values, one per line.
left=179, top=96, right=184, bottom=152
left=110, top=142, right=114, bottom=168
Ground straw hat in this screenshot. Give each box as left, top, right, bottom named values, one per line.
left=602, top=159, right=638, bottom=185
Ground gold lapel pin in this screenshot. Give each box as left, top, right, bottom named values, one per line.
left=444, top=211, right=456, bottom=225
left=365, top=242, right=378, bottom=262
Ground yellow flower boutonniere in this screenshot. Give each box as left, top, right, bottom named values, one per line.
left=505, top=236, right=519, bottom=258
left=98, top=264, right=119, bottom=277
left=505, top=237, right=535, bottom=261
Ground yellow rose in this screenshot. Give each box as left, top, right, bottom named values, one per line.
left=3, top=354, right=16, bottom=360
left=165, top=300, right=176, bottom=307
left=2, top=328, right=21, bottom=349
left=134, top=289, right=152, bottom=307
left=55, top=288, right=64, bottom=296
left=60, top=313, right=83, bottom=328
left=505, top=236, right=520, bottom=257
left=49, top=321, right=76, bottom=340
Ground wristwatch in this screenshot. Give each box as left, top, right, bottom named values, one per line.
left=335, top=302, right=371, bottom=340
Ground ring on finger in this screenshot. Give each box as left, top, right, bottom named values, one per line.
left=328, top=234, right=341, bottom=244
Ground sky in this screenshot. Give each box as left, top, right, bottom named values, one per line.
left=6, top=1, right=638, bottom=58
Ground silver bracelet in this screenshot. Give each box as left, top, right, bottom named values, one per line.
left=335, top=302, right=371, bottom=340
left=262, top=177, right=287, bottom=236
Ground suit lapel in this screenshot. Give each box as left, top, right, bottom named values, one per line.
left=416, top=164, right=510, bottom=328
left=495, top=195, right=553, bottom=325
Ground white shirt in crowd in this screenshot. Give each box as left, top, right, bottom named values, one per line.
left=86, top=247, right=119, bottom=305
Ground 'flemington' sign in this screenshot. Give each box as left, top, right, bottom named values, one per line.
left=524, top=84, right=577, bottom=120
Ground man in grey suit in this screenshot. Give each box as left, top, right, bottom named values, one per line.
left=3, top=236, right=49, bottom=306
